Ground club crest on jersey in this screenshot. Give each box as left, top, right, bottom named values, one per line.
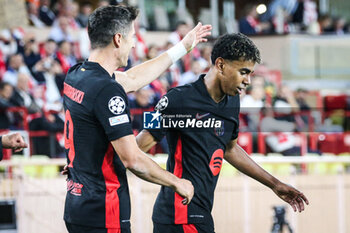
left=108, top=96, right=126, bottom=115
left=155, top=96, right=168, bottom=111
left=214, top=121, right=225, bottom=136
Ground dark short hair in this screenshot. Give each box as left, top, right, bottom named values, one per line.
left=88, top=5, right=138, bottom=49
left=0, top=82, right=12, bottom=91
left=211, top=33, right=261, bottom=65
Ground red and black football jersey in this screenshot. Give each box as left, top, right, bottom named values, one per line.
left=147, top=75, right=240, bottom=226
left=63, top=61, right=133, bottom=229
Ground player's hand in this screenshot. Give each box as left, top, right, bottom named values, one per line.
left=272, top=182, right=309, bottom=213
left=181, top=22, right=212, bottom=52
left=174, top=178, right=194, bottom=205
left=61, top=164, right=69, bottom=176
left=2, top=133, right=28, bottom=152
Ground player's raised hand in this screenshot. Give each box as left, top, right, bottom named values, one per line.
left=272, top=182, right=309, bottom=213
left=174, top=178, right=194, bottom=205
left=181, top=22, right=212, bottom=52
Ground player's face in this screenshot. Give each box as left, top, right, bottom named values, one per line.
left=219, top=59, right=255, bottom=96
left=120, top=22, right=136, bottom=67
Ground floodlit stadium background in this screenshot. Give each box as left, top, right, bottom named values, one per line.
left=0, top=0, right=350, bottom=233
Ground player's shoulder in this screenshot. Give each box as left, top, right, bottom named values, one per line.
left=167, top=83, right=194, bottom=98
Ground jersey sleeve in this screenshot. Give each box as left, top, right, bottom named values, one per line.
left=147, top=88, right=181, bottom=141
left=93, top=82, right=133, bottom=141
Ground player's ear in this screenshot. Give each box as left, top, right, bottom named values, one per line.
left=112, top=33, right=123, bottom=48
left=215, top=57, right=224, bottom=74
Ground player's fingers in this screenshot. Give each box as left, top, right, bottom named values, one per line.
left=14, top=148, right=23, bottom=152
left=296, top=198, right=303, bottom=212
left=197, top=28, right=212, bottom=37
left=299, top=193, right=309, bottom=205
left=192, top=22, right=202, bottom=32
left=290, top=200, right=297, bottom=212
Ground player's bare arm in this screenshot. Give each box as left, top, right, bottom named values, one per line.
left=135, top=130, right=157, bottom=152
left=224, top=139, right=309, bottom=212
left=111, top=134, right=194, bottom=205
left=115, top=23, right=212, bottom=93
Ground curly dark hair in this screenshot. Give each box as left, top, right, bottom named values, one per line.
left=211, top=33, right=261, bottom=64
left=88, top=5, right=139, bottom=49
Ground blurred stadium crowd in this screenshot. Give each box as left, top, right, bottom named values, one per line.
left=0, top=0, right=349, bottom=158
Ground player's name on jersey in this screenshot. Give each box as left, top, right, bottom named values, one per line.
left=162, top=117, right=222, bottom=128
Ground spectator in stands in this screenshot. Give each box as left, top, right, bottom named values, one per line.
left=260, top=105, right=300, bottom=155
left=41, top=39, right=58, bottom=58
left=68, top=2, right=81, bottom=29
left=292, top=0, right=318, bottom=31
left=241, top=82, right=266, bottom=131
left=76, top=2, right=92, bottom=28
left=31, top=55, right=64, bottom=111
left=98, top=0, right=110, bottom=7
left=168, top=21, right=190, bottom=45
left=273, top=85, right=300, bottom=121
left=29, top=108, right=64, bottom=157
left=3, top=54, right=34, bottom=87
left=197, top=44, right=212, bottom=72
left=317, top=14, right=333, bottom=34
left=0, top=30, right=18, bottom=62
left=239, top=4, right=271, bottom=35
left=27, top=2, right=46, bottom=28
left=39, top=0, right=56, bottom=26
left=331, top=17, right=347, bottom=35
left=0, top=82, right=14, bottom=129
left=0, top=133, right=28, bottom=161
left=179, top=59, right=203, bottom=85
left=262, top=0, right=298, bottom=22
left=129, top=86, right=158, bottom=131
left=55, top=40, right=76, bottom=73
left=17, top=32, right=41, bottom=71
left=49, top=16, right=74, bottom=43
left=145, top=44, right=160, bottom=61
left=10, top=73, right=41, bottom=114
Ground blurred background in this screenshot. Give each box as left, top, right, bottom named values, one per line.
left=0, top=0, right=349, bottom=233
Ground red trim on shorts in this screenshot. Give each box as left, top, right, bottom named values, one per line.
left=102, top=144, right=121, bottom=228
left=183, top=224, right=198, bottom=233
left=173, top=136, right=188, bottom=224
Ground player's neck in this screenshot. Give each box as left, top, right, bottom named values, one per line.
left=204, top=69, right=226, bottom=103
left=88, top=47, right=119, bottom=77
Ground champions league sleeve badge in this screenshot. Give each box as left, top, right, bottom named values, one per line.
left=108, top=96, right=126, bottom=115
left=155, top=96, right=168, bottom=111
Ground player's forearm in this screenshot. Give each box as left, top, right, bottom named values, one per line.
left=225, top=144, right=280, bottom=189
left=128, top=151, right=179, bottom=189
left=125, top=52, right=172, bottom=92
left=136, top=130, right=157, bottom=153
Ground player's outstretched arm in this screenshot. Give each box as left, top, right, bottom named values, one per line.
left=111, top=135, right=194, bottom=205
left=224, top=139, right=309, bottom=212
left=115, top=23, right=212, bottom=93
left=136, top=130, right=157, bottom=152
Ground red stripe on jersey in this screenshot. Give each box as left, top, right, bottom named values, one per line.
left=183, top=224, right=198, bottom=233
left=173, top=136, right=187, bottom=224
left=102, top=144, right=121, bottom=228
